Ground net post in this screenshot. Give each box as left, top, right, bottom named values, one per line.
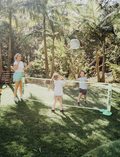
left=22, top=77, right=25, bottom=100
left=107, top=83, right=112, bottom=112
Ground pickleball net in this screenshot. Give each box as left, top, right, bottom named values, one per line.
left=22, top=77, right=112, bottom=116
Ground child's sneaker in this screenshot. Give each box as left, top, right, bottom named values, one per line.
left=77, top=102, right=80, bottom=106
left=20, top=97, right=24, bottom=101
left=14, top=97, right=19, bottom=102
left=60, top=109, right=65, bottom=112
left=51, top=109, right=55, bottom=112
left=84, top=101, right=87, bottom=104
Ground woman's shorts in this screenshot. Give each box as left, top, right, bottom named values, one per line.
left=79, top=88, right=87, bottom=95
left=13, top=72, right=24, bottom=82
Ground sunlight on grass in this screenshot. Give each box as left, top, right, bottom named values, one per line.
left=5, top=141, right=27, bottom=155
left=0, top=83, right=120, bottom=157
left=24, top=83, right=109, bottom=111
left=82, top=140, right=120, bottom=157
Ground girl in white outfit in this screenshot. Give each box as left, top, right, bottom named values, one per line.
left=48, top=73, right=67, bottom=112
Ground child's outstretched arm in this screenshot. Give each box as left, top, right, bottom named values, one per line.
left=75, top=74, right=78, bottom=81
left=48, top=77, right=54, bottom=91
left=85, top=77, right=88, bottom=82
left=64, top=77, right=67, bottom=85
left=60, top=76, right=67, bottom=84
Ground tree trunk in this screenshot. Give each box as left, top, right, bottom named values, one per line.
left=0, top=44, right=2, bottom=81
left=43, top=15, right=49, bottom=78
left=7, top=10, right=12, bottom=72
left=95, top=48, right=100, bottom=82
left=51, top=37, right=55, bottom=77
left=101, top=41, right=105, bottom=82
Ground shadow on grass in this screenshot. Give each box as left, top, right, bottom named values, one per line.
left=8, top=84, right=15, bottom=93
left=63, top=85, right=108, bottom=110
left=0, top=84, right=7, bottom=90
left=112, top=89, right=120, bottom=107
left=82, top=140, right=120, bottom=157
left=24, top=82, right=108, bottom=110
left=0, top=85, right=120, bottom=157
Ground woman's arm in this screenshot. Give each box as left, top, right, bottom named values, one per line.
left=23, top=62, right=32, bottom=71
left=14, top=62, right=20, bottom=70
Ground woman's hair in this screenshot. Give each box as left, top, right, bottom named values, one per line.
left=14, top=53, right=21, bottom=61
left=48, top=73, right=59, bottom=91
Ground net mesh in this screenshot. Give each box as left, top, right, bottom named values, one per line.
left=23, top=77, right=109, bottom=111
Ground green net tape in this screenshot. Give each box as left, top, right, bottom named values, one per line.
left=24, top=77, right=109, bottom=85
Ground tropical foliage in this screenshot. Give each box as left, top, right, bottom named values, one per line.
left=0, top=0, right=120, bottom=82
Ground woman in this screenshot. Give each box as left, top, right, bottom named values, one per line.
left=13, top=53, right=31, bottom=102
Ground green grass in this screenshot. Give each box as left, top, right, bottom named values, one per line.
left=24, top=82, right=108, bottom=110
left=0, top=83, right=120, bottom=157
left=82, top=140, right=120, bottom=157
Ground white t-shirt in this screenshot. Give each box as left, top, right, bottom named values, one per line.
left=78, top=77, right=88, bottom=89
left=14, top=61, right=24, bottom=72
left=54, top=80, right=66, bottom=96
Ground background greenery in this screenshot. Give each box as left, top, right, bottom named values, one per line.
left=0, top=0, right=120, bottom=82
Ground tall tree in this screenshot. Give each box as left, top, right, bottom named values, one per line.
left=0, top=0, right=4, bottom=80
left=24, top=0, right=49, bottom=77
left=24, top=0, right=69, bottom=77
left=2, top=0, right=23, bottom=72
left=73, top=0, right=119, bottom=82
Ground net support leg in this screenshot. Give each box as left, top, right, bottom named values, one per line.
left=107, top=83, right=112, bottom=112
left=22, top=77, right=25, bottom=100
left=100, top=83, right=112, bottom=116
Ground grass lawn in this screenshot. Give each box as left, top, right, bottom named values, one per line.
left=0, top=83, right=120, bottom=157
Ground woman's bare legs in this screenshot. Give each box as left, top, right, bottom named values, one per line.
left=19, top=81, right=22, bottom=98
left=14, top=81, right=20, bottom=98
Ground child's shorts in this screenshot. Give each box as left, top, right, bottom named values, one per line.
left=79, top=88, right=87, bottom=95
left=13, top=72, right=24, bottom=82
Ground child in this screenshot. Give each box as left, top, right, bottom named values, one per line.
left=75, top=71, right=88, bottom=106
left=48, top=73, right=67, bottom=112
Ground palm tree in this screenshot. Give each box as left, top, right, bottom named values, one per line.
left=46, top=26, right=64, bottom=77
left=24, top=0, right=69, bottom=78
left=1, top=0, right=23, bottom=72
left=0, top=0, right=5, bottom=80
left=73, top=1, right=119, bottom=82
left=46, top=9, right=69, bottom=76
left=23, top=0, right=49, bottom=77
left=0, top=43, right=2, bottom=81
left=43, top=13, right=49, bottom=78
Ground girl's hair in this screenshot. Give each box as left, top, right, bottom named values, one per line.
left=48, top=73, right=59, bottom=91
left=14, top=53, right=21, bottom=61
